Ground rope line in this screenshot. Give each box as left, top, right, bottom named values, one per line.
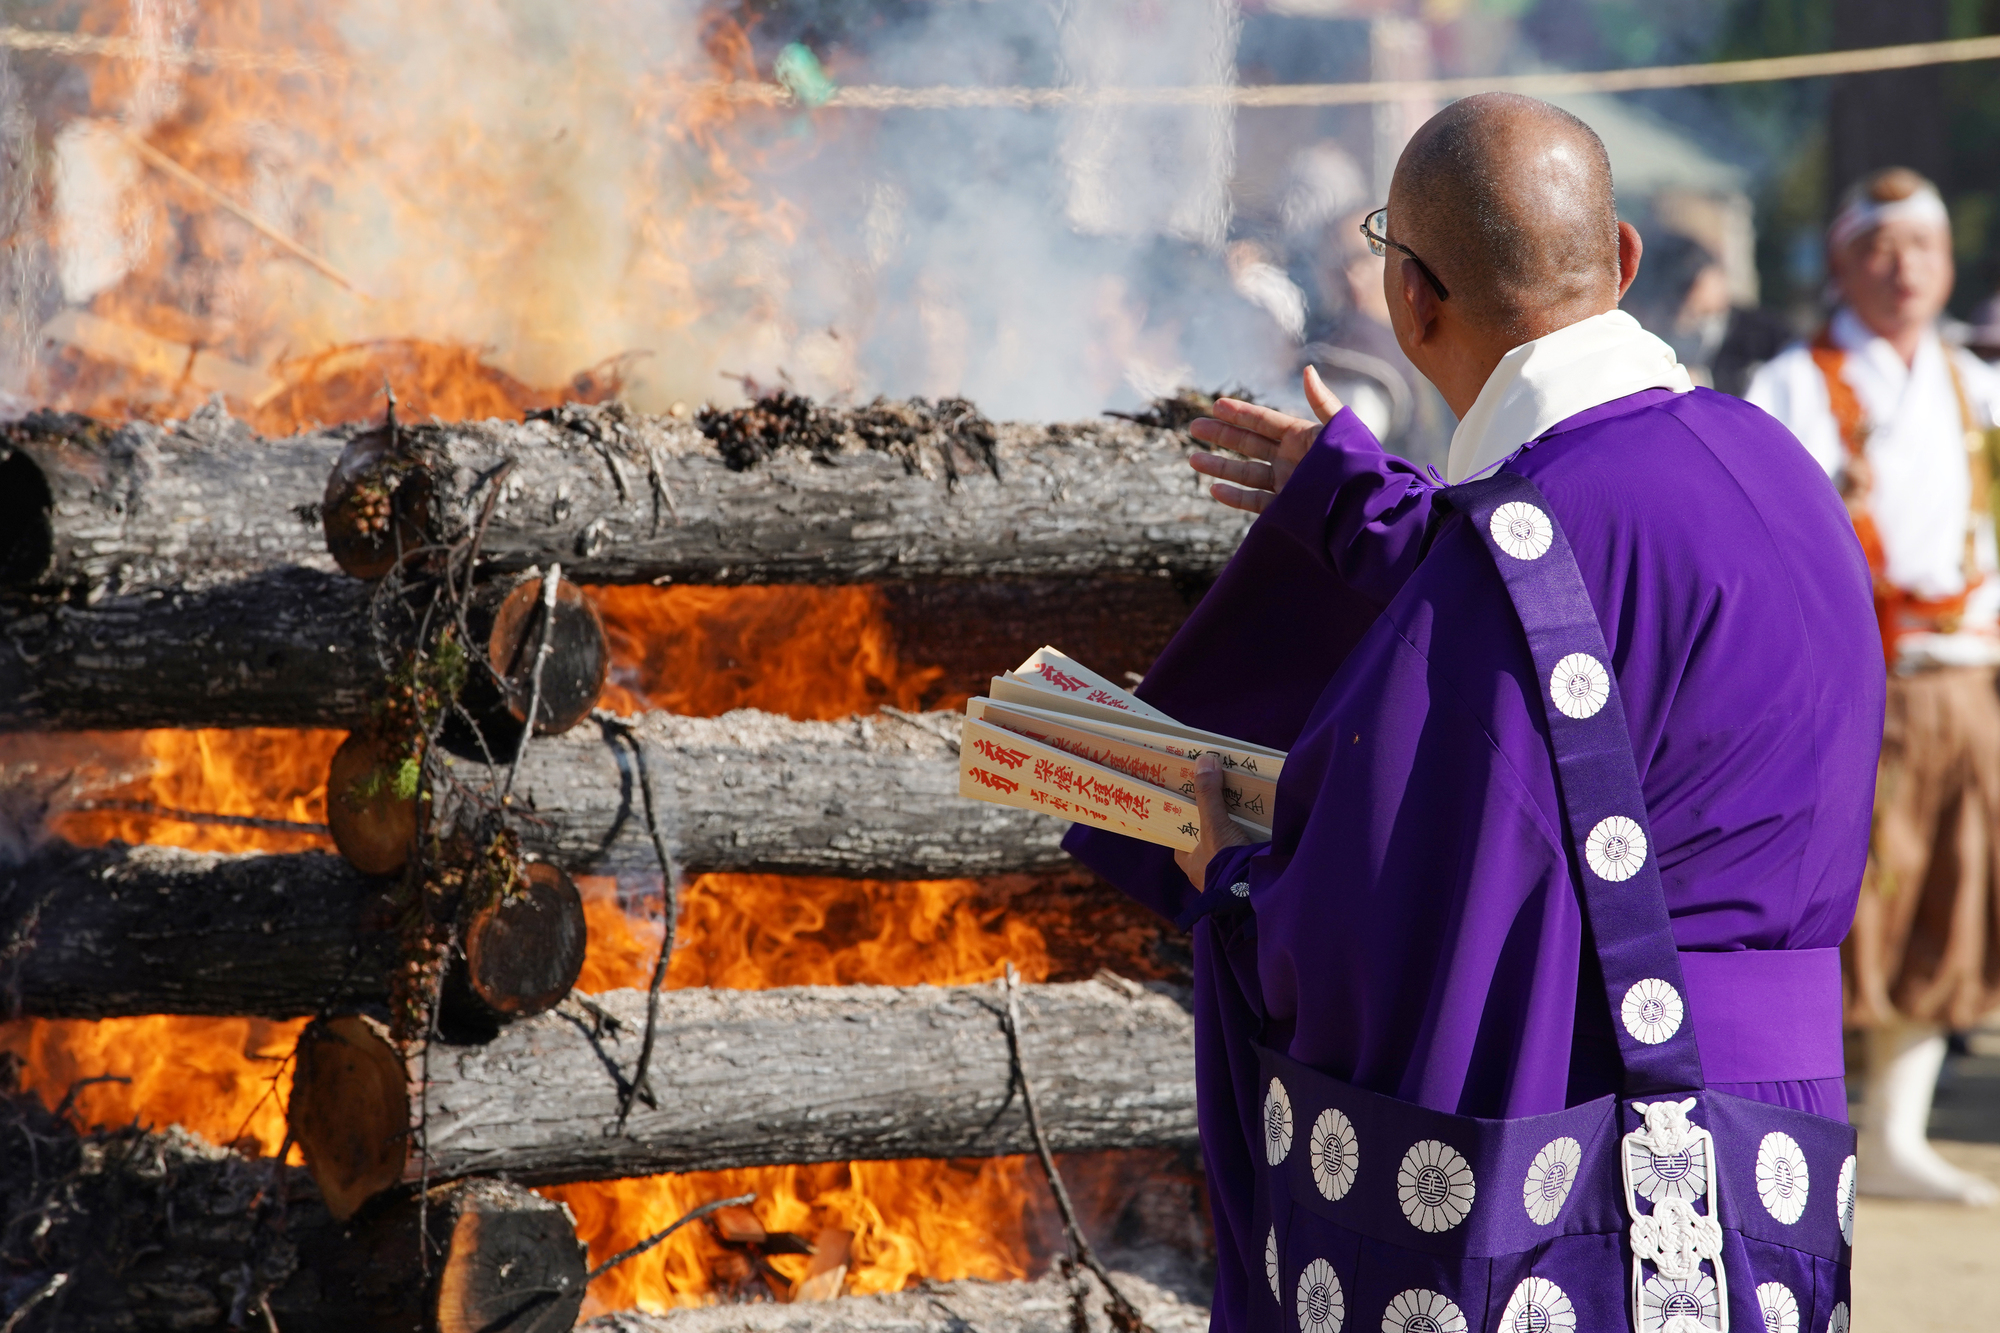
left=10, top=28, right=2000, bottom=106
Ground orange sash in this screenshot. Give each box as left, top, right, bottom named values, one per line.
left=1810, top=328, right=1986, bottom=666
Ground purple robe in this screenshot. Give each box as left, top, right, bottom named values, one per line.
left=1063, top=388, right=1883, bottom=1329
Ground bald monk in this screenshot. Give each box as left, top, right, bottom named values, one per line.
left=1064, top=95, right=1882, bottom=1328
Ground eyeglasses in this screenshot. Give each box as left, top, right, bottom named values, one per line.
left=1360, top=207, right=1450, bottom=301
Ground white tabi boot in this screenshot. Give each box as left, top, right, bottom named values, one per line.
left=1855, top=1022, right=1999, bottom=1205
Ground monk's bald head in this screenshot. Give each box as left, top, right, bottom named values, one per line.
left=1388, top=94, right=1620, bottom=343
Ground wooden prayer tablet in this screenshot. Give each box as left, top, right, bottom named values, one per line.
left=959, top=715, right=1269, bottom=852
left=990, top=647, right=1287, bottom=761
left=968, top=696, right=1279, bottom=823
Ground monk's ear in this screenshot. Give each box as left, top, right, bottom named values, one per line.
left=1396, top=255, right=1442, bottom=348
left=1616, top=221, right=1643, bottom=302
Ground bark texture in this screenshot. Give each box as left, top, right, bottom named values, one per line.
left=0, top=405, right=338, bottom=599
left=0, top=1089, right=585, bottom=1333
left=318, top=977, right=1195, bottom=1192
left=0, top=576, right=1194, bottom=731
left=4, top=402, right=1245, bottom=606
left=350, top=404, right=1248, bottom=586
left=502, top=706, right=1069, bottom=878
left=0, top=843, right=396, bottom=1020
left=0, top=566, right=382, bottom=730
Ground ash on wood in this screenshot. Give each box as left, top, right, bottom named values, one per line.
left=495, top=707, right=1070, bottom=878
left=3, top=400, right=1243, bottom=607
left=583, top=1265, right=1210, bottom=1333
left=0, top=843, right=396, bottom=1020
left=288, top=978, right=1195, bottom=1207
left=0, top=1084, right=585, bottom=1333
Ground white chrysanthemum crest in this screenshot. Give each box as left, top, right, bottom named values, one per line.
left=1501, top=1277, right=1576, bottom=1333
left=1622, top=978, right=1686, bottom=1046
left=1756, top=1131, right=1810, bottom=1224
left=1264, top=1078, right=1294, bottom=1166
left=1310, top=1106, right=1359, bottom=1202
left=1639, top=1271, right=1721, bottom=1332
left=1491, top=501, right=1554, bottom=560
left=1549, top=652, right=1611, bottom=720
left=1381, top=1288, right=1467, bottom=1333
left=1757, top=1281, right=1801, bottom=1333
left=1265, top=1227, right=1280, bottom=1302
left=1836, top=1154, right=1856, bottom=1247
left=1826, top=1302, right=1849, bottom=1333
left=1624, top=1098, right=1711, bottom=1202
left=1523, top=1136, right=1582, bottom=1224
left=1586, top=814, right=1649, bottom=881
left=1296, top=1258, right=1345, bottom=1333
left=1397, top=1139, right=1476, bottom=1233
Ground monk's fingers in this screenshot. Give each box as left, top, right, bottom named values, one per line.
left=1187, top=416, right=1283, bottom=461
left=1208, top=396, right=1317, bottom=443
left=1205, top=482, right=1273, bottom=515
left=1303, top=365, right=1345, bottom=425
left=1188, top=452, right=1277, bottom=492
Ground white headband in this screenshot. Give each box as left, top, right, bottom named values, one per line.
left=1829, top=187, right=1950, bottom=251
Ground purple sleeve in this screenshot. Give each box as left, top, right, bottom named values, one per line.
left=1258, top=408, right=1439, bottom=607
left=1062, top=410, right=1439, bottom=925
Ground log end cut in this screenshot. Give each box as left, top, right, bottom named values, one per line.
left=327, top=731, right=424, bottom=875
left=289, top=1013, right=410, bottom=1220
left=465, top=861, right=588, bottom=1019
left=323, top=426, right=433, bottom=579
left=430, top=1179, right=589, bottom=1333
left=489, top=574, right=608, bottom=735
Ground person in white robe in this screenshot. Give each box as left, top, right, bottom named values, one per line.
left=1748, top=167, right=2000, bottom=1206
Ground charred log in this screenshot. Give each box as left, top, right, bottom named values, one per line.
left=288, top=977, right=1196, bottom=1208
left=2, top=403, right=1245, bottom=607
left=0, top=1085, right=585, bottom=1333
left=0, top=566, right=380, bottom=731
left=1, top=573, right=1194, bottom=731
left=0, top=406, right=337, bottom=600
left=0, top=843, right=395, bottom=1021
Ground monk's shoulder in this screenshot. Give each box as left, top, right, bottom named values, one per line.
left=1519, top=388, right=1845, bottom=532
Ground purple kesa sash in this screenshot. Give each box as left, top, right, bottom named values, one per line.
left=1250, top=472, right=1854, bottom=1333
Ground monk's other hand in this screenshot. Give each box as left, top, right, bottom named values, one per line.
left=1174, top=752, right=1258, bottom=890
left=1187, top=364, right=1345, bottom=514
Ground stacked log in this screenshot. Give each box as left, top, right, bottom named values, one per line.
left=285, top=977, right=1197, bottom=1211
left=0, top=394, right=1224, bottom=1324
left=0, top=1086, right=587, bottom=1333
left=2, top=402, right=1240, bottom=604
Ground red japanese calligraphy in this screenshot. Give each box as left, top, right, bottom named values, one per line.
left=973, top=737, right=1030, bottom=769
left=966, top=766, right=1020, bottom=795
left=1034, top=663, right=1088, bottom=692
left=1084, top=688, right=1133, bottom=711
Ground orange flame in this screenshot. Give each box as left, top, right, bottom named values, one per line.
left=592, top=585, right=953, bottom=719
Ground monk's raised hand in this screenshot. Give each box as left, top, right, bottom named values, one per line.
left=1187, top=365, right=1344, bottom=514
left=1174, top=752, right=1259, bottom=891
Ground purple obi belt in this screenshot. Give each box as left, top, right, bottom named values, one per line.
left=1247, top=474, right=1853, bottom=1333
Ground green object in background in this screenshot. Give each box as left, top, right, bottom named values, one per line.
left=774, top=43, right=836, bottom=108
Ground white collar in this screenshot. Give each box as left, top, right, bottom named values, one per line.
left=1830, top=306, right=1945, bottom=393
left=1445, top=308, right=1695, bottom=483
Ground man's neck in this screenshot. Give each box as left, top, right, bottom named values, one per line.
left=1848, top=308, right=1929, bottom=368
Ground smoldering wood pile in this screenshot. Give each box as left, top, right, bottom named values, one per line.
left=0, top=395, right=1221, bottom=1331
